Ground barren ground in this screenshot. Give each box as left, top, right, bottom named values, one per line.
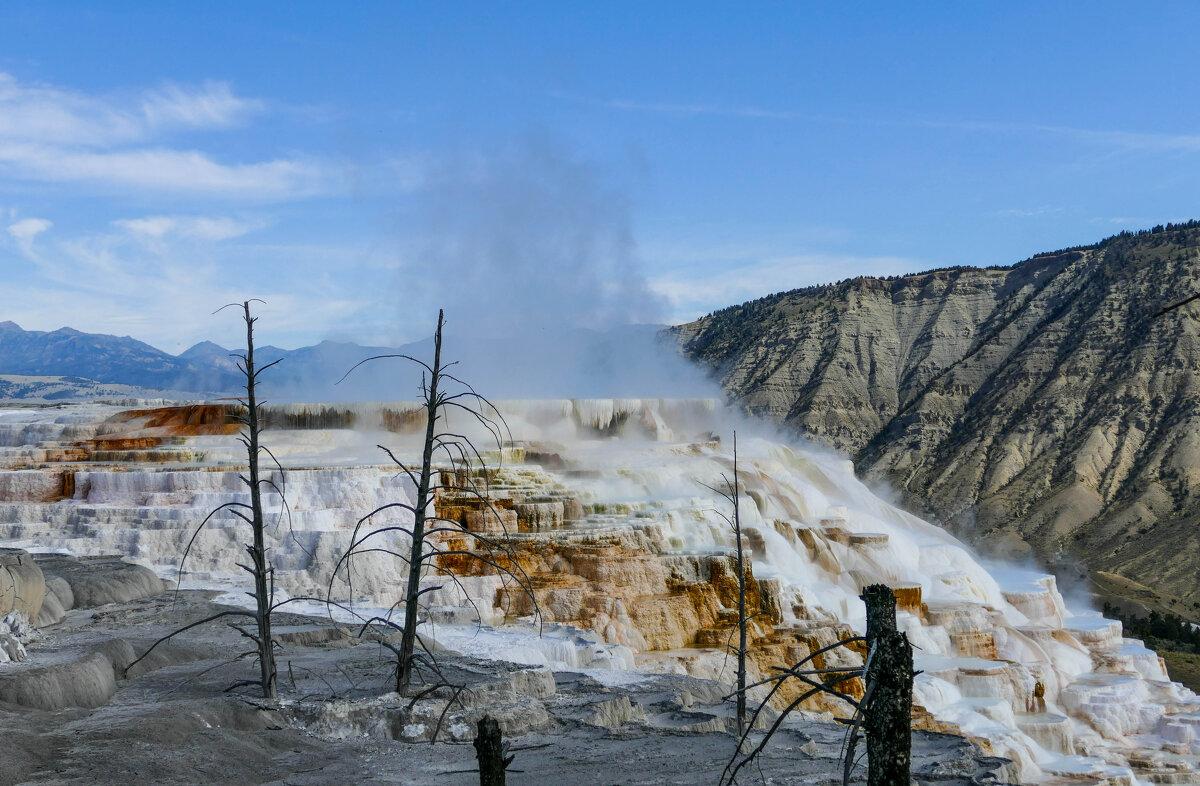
left=0, top=560, right=1016, bottom=785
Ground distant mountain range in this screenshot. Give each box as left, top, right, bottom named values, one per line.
left=0, top=320, right=401, bottom=399
left=0, top=320, right=709, bottom=403
left=0, top=320, right=208, bottom=392
left=672, top=221, right=1200, bottom=607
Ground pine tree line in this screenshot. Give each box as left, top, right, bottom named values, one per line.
left=1103, top=602, right=1200, bottom=652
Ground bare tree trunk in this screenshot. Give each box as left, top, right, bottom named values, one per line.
left=398, top=308, right=444, bottom=692
left=861, top=584, right=897, bottom=643
left=333, top=307, right=537, bottom=703
left=125, top=300, right=283, bottom=700
left=474, top=715, right=509, bottom=786
left=242, top=301, right=276, bottom=699
left=865, top=629, right=912, bottom=786
left=860, top=584, right=911, bottom=786
left=732, top=432, right=746, bottom=738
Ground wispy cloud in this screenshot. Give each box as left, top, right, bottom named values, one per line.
left=114, top=214, right=265, bottom=243
left=1086, top=215, right=1195, bottom=227
left=550, top=90, right=800, bottom=120
left=1073, top=127, right=1200, bottom=153
left=912, top=116, right=1200, bottom=154
left=556, top=88, right=1200, bottom=157
left=6, top=216, right=51, bottom=258
left=139, top=81, right=261, bottom=131
left=0, top=73, right=259, bottom=145
left=993, top=205, right=1063, bottom=218
left=3, top=225, right=377, bottom=350
left=0, top=142, right=324, bottom=199
left=0, top=73, right=321, bottom=198
left=597, top=98, right=797, bottom=119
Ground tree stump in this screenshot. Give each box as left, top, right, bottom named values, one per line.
left=474, top=715, right=510, bottom=786
left=859, top=584, right=912, bottom=786
left=864, top=629, right=913, bottom=786
left=861, top=583, right=897, bottom=642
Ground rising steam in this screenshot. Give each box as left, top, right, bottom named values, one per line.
left=321, top=138, right=719, bottom=401
left=401, top=138, right=665, bottom=332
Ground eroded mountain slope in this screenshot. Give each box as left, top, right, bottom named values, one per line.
left=674, top=225, right=1200, bottom=604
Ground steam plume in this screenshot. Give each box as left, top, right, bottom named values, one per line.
left=351, top=138, right=717, bottom=400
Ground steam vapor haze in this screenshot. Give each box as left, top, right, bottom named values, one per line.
left=408, top=139, right=665, bottom=331
left=314, top=139, right=719, bottom=402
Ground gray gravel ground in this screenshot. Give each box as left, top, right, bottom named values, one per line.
left=0, top=580, right=1017, bottom=785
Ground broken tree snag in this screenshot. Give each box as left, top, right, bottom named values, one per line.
left=864, top=628, right=913, bottom=786
left=860, top=585, right=913, bottom=786
left=474, top=715, right=511, bottom=786
left=860, top=583, right=897, bottom=643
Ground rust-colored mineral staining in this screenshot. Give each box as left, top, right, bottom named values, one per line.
left=422, top=469, right=874, bottom=713
left=2, top=408, right=875, bottom=716
left=111, top=404, right=242, bottom=435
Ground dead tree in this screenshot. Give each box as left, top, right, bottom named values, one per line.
left=721, top=585, right=914, bottom=785
left=474, top=715, right=512, bottom=786
left=857, top=585, right=912, bottom=786
left=702, top=431, right=749, bottom=738
left=239, top=300, right=279, bottom=697
left=127, top=300, right=287, bottom=699
left=333, top=309, right=537, bottom=694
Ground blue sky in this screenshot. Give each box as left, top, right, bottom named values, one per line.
left=2, top=2, right=1198, bottom=352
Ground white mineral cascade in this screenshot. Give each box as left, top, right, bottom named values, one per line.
left=1, top=400, right=1198, bottom=783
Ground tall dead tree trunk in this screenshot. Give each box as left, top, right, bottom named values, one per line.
left=127, top=299, right=284, bottom=699
left=860, top=584, right=911, bottom=786
left=242, top=301, right=277, bottom=699
left=396, top=308, right=444, bottom=691
left=722, top=585, right=905, bottom=785
left=732, top=432, right=747, bottom=738
left=334, top=308, right=538, bottom=698
left=701, top=431, right=748, bottom=737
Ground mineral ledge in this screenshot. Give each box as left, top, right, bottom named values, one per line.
left=1, top=398, right=1198, bottom=784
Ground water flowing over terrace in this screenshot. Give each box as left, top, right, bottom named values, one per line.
left=1, top=399, right=1198, bottom=783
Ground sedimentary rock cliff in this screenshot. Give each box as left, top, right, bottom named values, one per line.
left=673, top=224, right=1200, bottom=604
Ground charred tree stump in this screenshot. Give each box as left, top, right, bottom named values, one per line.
left=474, top=715, right=511, bottom=786
left=861, top=583, right=897, bottom=642
left=864, top=629, right=913, bottom=785
left=860, top=584, right=912, bottom=786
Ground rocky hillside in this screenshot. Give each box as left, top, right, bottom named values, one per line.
left=673, top=223, right=1200, bottom=606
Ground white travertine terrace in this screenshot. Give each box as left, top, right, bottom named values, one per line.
left=1, top=400, right=1198, bottom=783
